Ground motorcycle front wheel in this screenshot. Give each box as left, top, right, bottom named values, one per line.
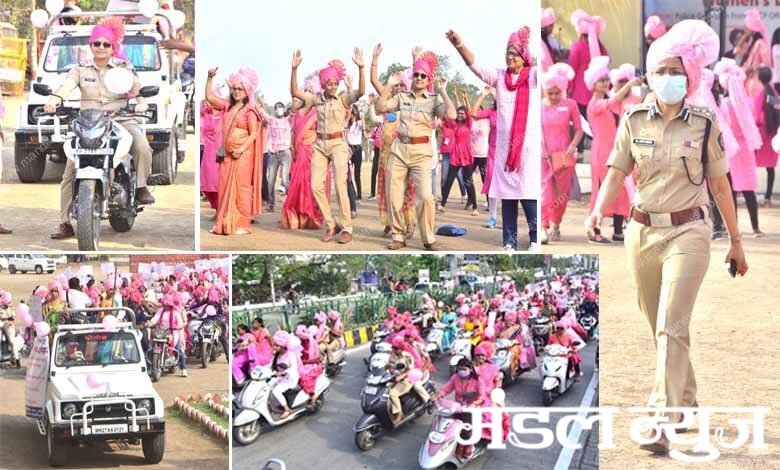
left=150, top=352, right=162, bottom=382
left=233, top=421, right=262, bottom=446
left=76, top=180, right=101, bottom=251
left=201, top=343, right=209, bottom=369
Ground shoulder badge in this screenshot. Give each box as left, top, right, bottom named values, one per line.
left=690, top=105, right=715, bottom=122
left=625, top=103, right=652, bottom=118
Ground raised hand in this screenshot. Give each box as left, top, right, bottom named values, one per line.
left=353, top=48, right=365, bottom=68
left=344, top=74, right=353, bottom=90
left=438, top=76, right=449, bottom=93
left=207, top=67, right=218, bottom=79
left=372, top=43, right=383, bottom=60
left=292, top=49, right=303, bottom=69
left=412, top=46, right=423, bottom=61
left=445, top=30, right=462, bottom=47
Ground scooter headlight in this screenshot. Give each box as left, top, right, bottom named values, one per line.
left=429, top=431, right=445, bottom=444
left=62, top=403, right=78, bottom=419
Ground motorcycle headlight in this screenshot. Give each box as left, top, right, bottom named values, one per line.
left=75, top=122, right=108, bottom=141
left=62, top=403, right=78, bottom=419
left=201, top=324, right=214, bottom=333
left=497, top=350, right=508, bottom=359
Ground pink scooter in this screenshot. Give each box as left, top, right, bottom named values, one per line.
left=418, top=399, right=488, bottom=469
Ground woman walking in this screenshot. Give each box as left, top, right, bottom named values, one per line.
left=754, top=67, right=779, bottom=207
left=200, top=85, right=225, bottom=212
left=472, top=87, right=499, bottom=228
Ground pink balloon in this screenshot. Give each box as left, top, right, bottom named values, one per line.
left=34, top=321, right=51, bottom=337
left=1, top=292, right=12, bottom=304
left=407, top=368, right=423, bottom=383
left=16, top=303, right=29, bottom=317
left=19, top=311, right=34, bottom=328
left=102, top=315, right=118, bottom=331
left=86, top=374, right=104, bottom=389
left=205, top=305, right=216, bottom=316
left=484, top=327, right=495, bottom=339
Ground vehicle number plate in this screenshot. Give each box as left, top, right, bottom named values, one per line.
left=92, top=424, right=128, bottom=434
left=364, top=386, right=378, bottom=395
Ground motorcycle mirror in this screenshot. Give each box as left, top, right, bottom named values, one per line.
left=33, top=83, right=52, bottom=96
left=138, top=86, right=160, bottom=98
left=105, top=68, right=135, bottom=95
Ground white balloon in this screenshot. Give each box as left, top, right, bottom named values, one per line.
left=30, top=10, right=50, bottom=29
left=104, top=68, right=134, bottom=95
left=138, top=0, right=160, bottom=18
left=45, top=0, right=64, bottom=16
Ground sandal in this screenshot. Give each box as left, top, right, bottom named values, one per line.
left=551, top=225, right=561, bottom=241
left=405, top=224, right=416, bottom=239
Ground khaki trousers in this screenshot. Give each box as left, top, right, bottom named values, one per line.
left=311, top=139, right=352, bottom=233
left=60, top=120, right=152, bottom=223
left=389, top=379, right=414, bottom=415
left=386, top=141, right=435, bottom=244
left=625, top=217, right=710, bottom=423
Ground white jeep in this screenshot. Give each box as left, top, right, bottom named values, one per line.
left=14, top=10, right=186, bottom=185
left=42, top=308, right=165, bottom=466
left=8, top=254, right=56, bottom=274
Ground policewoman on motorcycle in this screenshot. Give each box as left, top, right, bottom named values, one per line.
left=585, top=20, right=748, bottom=453
left=43, top=17, right=156, bottom=240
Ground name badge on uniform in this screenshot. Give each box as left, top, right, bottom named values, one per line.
left=84, top=78, right=97, bottom=83
left=632, top=138, right=655, bottom=147
left=681, top=140, right=700, bottom=149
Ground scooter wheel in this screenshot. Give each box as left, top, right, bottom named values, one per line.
left=355, top=429, right=376, bottom=451
left=543, top=390, right=554, bottom=406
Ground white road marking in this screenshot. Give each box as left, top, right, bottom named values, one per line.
left=553, top=372, right=599, bottom=470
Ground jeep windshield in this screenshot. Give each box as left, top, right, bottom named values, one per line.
left=44, top=35, right=161, bottom=73
left=54, top=331, right=141, bottom=367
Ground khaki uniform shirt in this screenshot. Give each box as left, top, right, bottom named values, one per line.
left=57, top=57, right=142, bottom=112
left=307, top=91, right=360, bottom=135
left=607, top=100, right=729, bottom=213
left=388, top=350, right=414, bottom=373
left=384, top=91, right=446, bottom=139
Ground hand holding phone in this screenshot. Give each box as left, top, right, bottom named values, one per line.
left=728, top=259, right=738, bottom=278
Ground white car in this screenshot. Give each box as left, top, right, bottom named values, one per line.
left=8, top=254, right=56, bottom=274
left=42, top=307, right=165, bottom=466
left=14, top=9, right=186, bottom=185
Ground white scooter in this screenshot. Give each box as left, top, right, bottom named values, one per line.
left=233, top=365, right=330, bottom=445
left=418, top=399, right=488, bottom=469
left=541, top=343, right=583, bottom=406
left=323, top=337, right=347, bottom=377
left=448, top=330, right=473, bottom=376
left=424, top=322, right=448, bottom=359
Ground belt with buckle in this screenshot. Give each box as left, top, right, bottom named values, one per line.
left=398, top=135, right=430, bottom=144
left=630, top=206, right=705, bottom=227
left=317, top=131, right=344, bottom=141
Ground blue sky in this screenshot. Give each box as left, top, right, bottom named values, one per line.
left=196, top=0, right=538, bottom=102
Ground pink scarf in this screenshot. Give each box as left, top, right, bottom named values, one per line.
left=505, top=67, right=531, bottom=172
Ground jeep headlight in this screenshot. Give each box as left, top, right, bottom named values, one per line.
left=62, top=403, right=78, bottom=419
left=137, top=399, right=152, bottom=412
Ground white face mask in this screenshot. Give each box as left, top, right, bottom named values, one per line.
left=649, top=74, right=687, bottom=105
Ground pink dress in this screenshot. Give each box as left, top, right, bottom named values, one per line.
left=475, top=109, right=498, bottom=195
left=540, top=41, right=554, bottom=73
left=587, top=97, right=630, bottom=217
left=541, top=98, right=580, bottom=227
left=251, top=327, right=274, bottom=366
left=299, top=339, right=324, bottom=395
left=754, top=88, right=779, bottom=168
left=568, top=39, right=609, bottom=107
left=722, top=100, right=759, bottom=191
left=200, top=104, right=223, bottom=209
left=469, top=63, right=540, bottom=200
left=232, top=332, right=262, bottom=383
left=445, top=117, right=474, bottom=167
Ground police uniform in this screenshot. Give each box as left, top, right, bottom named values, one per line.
left=387, top=349, right=415, bottom=416
left=383, top=91, right=447, bottom=245
left=607, top=100, right=728, bottom=422
left=307, top=91, right=360, bottom=235
left=53, top=57, right=153, bottom=224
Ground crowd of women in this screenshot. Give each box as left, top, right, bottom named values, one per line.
left=231, top=272, right=598, bottom=457
left=1, top=262, right=230, bottom=377
left=201, top=26, right=538, bottom=251
left=540, top=6, right=780, bottom=244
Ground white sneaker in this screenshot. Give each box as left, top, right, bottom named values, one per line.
left=528, top=242, right=540, bottom=252
left=503, top=244, right=515, bottom=252
left=180, top=369, right=188, bottom=377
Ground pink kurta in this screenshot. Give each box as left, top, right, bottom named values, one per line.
left=568, top=39, right=608, bottom=107
left=722, top=100, right=759, bottom=191
left=200, top=104, right=223, bottom=200
left=540, top=41, right=554, bottom=73
left=469, top=63, right=540, bottom=200
left=541, top=98, right=580, bottom=227
left=475, top=109, right=498, bottom=195
left=587, top=97, right=630, bottom=217
left=754, top=88, right=779, bottom=168
left=445, top=117, right=474, bottom=167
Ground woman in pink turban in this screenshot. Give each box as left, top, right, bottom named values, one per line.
left=741, top=9, right=772, bottom=98
left=586, top=20, right=748, bottom=454
left=541, top=63, right=583, bottom=244
left=584, top=56, right=631, bottom=244
left=447, top=26, right=539, bottom=250
left=568, top=10, right=609, bottom=119
left=714, top=58, right=764, bottom=235
left=541, top=8, right=558, bottom=73
left=644, top=15, right=667, bottom=46
left=200, top=84, right=226, bottom=211
left=296, top=325, right=324, bottom=404
left=205, top=66, right=267, bottom=235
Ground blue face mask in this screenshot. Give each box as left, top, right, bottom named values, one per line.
left=650, top=74, right=687, bottom=105
left=457, top=370, right=470, bottom=378
left=386, top=112, right=398, bottom=123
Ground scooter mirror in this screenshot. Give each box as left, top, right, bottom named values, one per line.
left=105, top=68, right=135, bottom=95
left=138, top=86, right=160, bottom=98
left=33, top=83, right=52, bottom=96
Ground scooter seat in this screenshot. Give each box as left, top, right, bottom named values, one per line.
left=283, top=387, right=302, bottom=402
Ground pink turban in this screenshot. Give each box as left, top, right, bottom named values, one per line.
left=314, top=311, right=326, bottom=324
left=542, top=8, right=556, bottom=28
left=328, top=310, right=343, bottom=336
left=646, top=19, right=719, bottom=98
left=507, top=27, right=532, bottom=66
left=744, top=8, right=771, bottom=60
left=318, top=59, right=346, bottom=88
left=644, top=15, right=667, bottom=40
left=89, top=17, right=126, bottom=60
left=303, top=73, right=323, bottom=94
left=296, top=325, right=318, bottom=359
left=505, top=311, right=518, bottom=323
left=104, top=278, right=115, bottom=290
left=398, top=68, right=413, bottom=91
left=228, top=67, right=260, bottom=104
left=609, top=63, right=636, bottom=87
left=689, top=68, right=739, bottom=158
left=413, top=52, right=438, bottom=92
left=474, top=341, right=496, bottom=360
left=713, top=58, right=763, bottom=151
left=584, top=56, right=610, bottom=91
left=273, top=330, right=291, bottom=348
left=555, top=321, right=566, bottom=330
left=48, top=280, right=61, bottom=291
left=391, top=336, right=406, bottom=349
left=541, top=62, right=574, bottom=91
left=456, top=294, right=466, bottom=305
left=570, top=9, right=606, bottom=59
left=161, top=293, right=176, bottom=308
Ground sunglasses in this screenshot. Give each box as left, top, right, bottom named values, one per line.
left=413, top=72, right=428, bottom=79
left=91, top=41, right=113, bottom=49
left=506, top=50, right=521, bottom=58
left=230, top=86, right=245, bottom=92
